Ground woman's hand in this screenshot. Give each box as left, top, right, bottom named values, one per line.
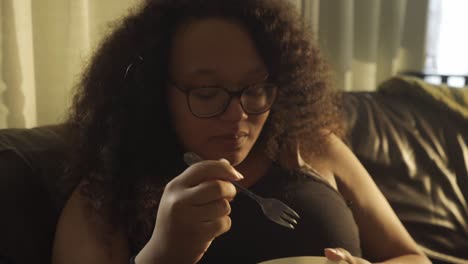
left=324, top=248, right=372, bottom=264
left=142, top=159, right=243, bottom=264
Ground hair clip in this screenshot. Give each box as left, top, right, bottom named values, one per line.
left=124, top=56, right=144, bottom=80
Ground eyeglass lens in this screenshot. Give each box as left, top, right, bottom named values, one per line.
left=188, top=83, right=277, bottom=117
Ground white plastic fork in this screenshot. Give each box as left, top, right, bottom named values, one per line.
left=183, top=152, right=300, bottom=229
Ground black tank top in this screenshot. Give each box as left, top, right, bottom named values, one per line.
left=199, top=163, right=362, bottom=263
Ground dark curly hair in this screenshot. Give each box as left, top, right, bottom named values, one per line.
left=64, top=0, right=344, bottom=253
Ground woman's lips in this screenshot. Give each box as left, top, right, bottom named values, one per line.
left=212, top=133, right=248, bottom=149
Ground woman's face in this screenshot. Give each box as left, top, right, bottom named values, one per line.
left=168, top=18, right=270, bottom=166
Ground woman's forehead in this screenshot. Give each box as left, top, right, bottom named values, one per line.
left=182, top=65, right=267, bottom=80
left=169, top=18, right=267, bottom=80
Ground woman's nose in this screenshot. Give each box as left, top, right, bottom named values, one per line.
left=219, top=97, right=248, bottom=121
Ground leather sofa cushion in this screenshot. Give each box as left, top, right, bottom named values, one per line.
left=0, top=125, right=70, bottom=264
left=343, top=91, right=468, bottom=261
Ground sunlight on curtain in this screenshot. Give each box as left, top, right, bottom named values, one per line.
left=397, top=0, right=430, bottom=75
left=1, top=0, right=37, bottom=128
left=0, top=0, right=142, bottom=129
left=305, top=0, right=429, bottom=91
left=0, top=1, right=8, bottom=128
left=0, top=0, right=430, bottom=128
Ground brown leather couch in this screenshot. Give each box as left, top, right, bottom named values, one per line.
left=343, top=88, right=468, bottom=264
left=1, top=77, right=467, bottom=264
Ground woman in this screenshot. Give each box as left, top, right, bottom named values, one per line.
left=52, top=0, right=431, bottom=263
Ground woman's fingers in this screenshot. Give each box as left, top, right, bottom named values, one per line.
left=188, top=179, right=237, bottom=205
left=175, top=160, right=243, bottom=188
left=183, top=214, right=232, bottom=241
left=188, top=198, right=232, bottom=222
left=324, top=248, right=353, bottom=264
left=201, top=215, right=232, bottom=238
left=324, top=248, right=372, bottom=264
left=151, top=159, right=243, bottom=264
left=172, top=199, right=232, bottom=242
left=159, top=161, right=239, bottom=234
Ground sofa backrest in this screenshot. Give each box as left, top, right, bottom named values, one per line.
left=0, top=125, right=70, bottom=264
left=343, top=91, right=468, bottom=262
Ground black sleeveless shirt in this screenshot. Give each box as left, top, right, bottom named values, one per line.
left=198, top=163, right=362, bottom=263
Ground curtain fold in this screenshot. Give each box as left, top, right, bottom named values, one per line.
left=376, top=0, right=407, bottom=87
left=311, top=0, right=429, bottom=91
left=32, top=0, right=74, bottom=128
left=2, top=0, right=37, bottom=128
left=0, top=0, right=429, bottom=128
left=0, top=0, right=141, bottom=129
left=0, top=0, right=8, bottom=128
left=318, top=0, right=354, bottom=91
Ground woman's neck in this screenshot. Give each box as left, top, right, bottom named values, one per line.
left=234, top=146, right=272, bottom=188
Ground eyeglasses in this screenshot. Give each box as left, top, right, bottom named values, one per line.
left=170, top=80, right=278, bottom=118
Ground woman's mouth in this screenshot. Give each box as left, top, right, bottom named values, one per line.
left=212, top=133, right=248, bottom=149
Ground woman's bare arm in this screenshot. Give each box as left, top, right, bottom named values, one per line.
left=325, top=134, right=431, bottom=264
left=52, top=185, right=130, bottom=264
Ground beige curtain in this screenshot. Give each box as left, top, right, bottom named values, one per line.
left=1, top=0, right=430, bottom=129
left=0, top=0, right=142, bottom=129
left=290, top=0, right=430, bottom=91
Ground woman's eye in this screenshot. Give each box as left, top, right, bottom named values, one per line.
left=245, top=87, right=265, bottom=97
left=191, top=88, right=221, bottom=99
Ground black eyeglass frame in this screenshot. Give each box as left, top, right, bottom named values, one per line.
left=169, top=79, right=278, bottom=118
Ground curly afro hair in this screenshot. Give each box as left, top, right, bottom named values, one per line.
left=64, top=0, right=344, bottom=253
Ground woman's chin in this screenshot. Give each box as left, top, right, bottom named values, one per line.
left=225, top=155, right=245, bottom=166
left=201, top=149, right=248, bottom=165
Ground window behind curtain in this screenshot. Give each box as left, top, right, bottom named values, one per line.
left=424, top=0, right=468, bottom=87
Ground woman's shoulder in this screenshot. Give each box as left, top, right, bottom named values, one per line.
left=52, top=181, right=129, bottom=263
left=274, top=131, right=359, bottom=190
left=297, top=131, right=361, bottom=190
left=295, top=132, right=339, bottom=188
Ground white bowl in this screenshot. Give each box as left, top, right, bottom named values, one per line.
left=258, top=256, right=343, bottom=264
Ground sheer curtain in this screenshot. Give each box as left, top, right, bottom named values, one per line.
left=0, top=0, right=142, bottom=129
left=289, top=0, right=430, bottom=91
left=0, top=0, right=429, bottom=129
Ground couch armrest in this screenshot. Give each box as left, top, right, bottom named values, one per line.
left=0, top=149, right=56, bottom=264
left=0, top=125, right=71, bottom=264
